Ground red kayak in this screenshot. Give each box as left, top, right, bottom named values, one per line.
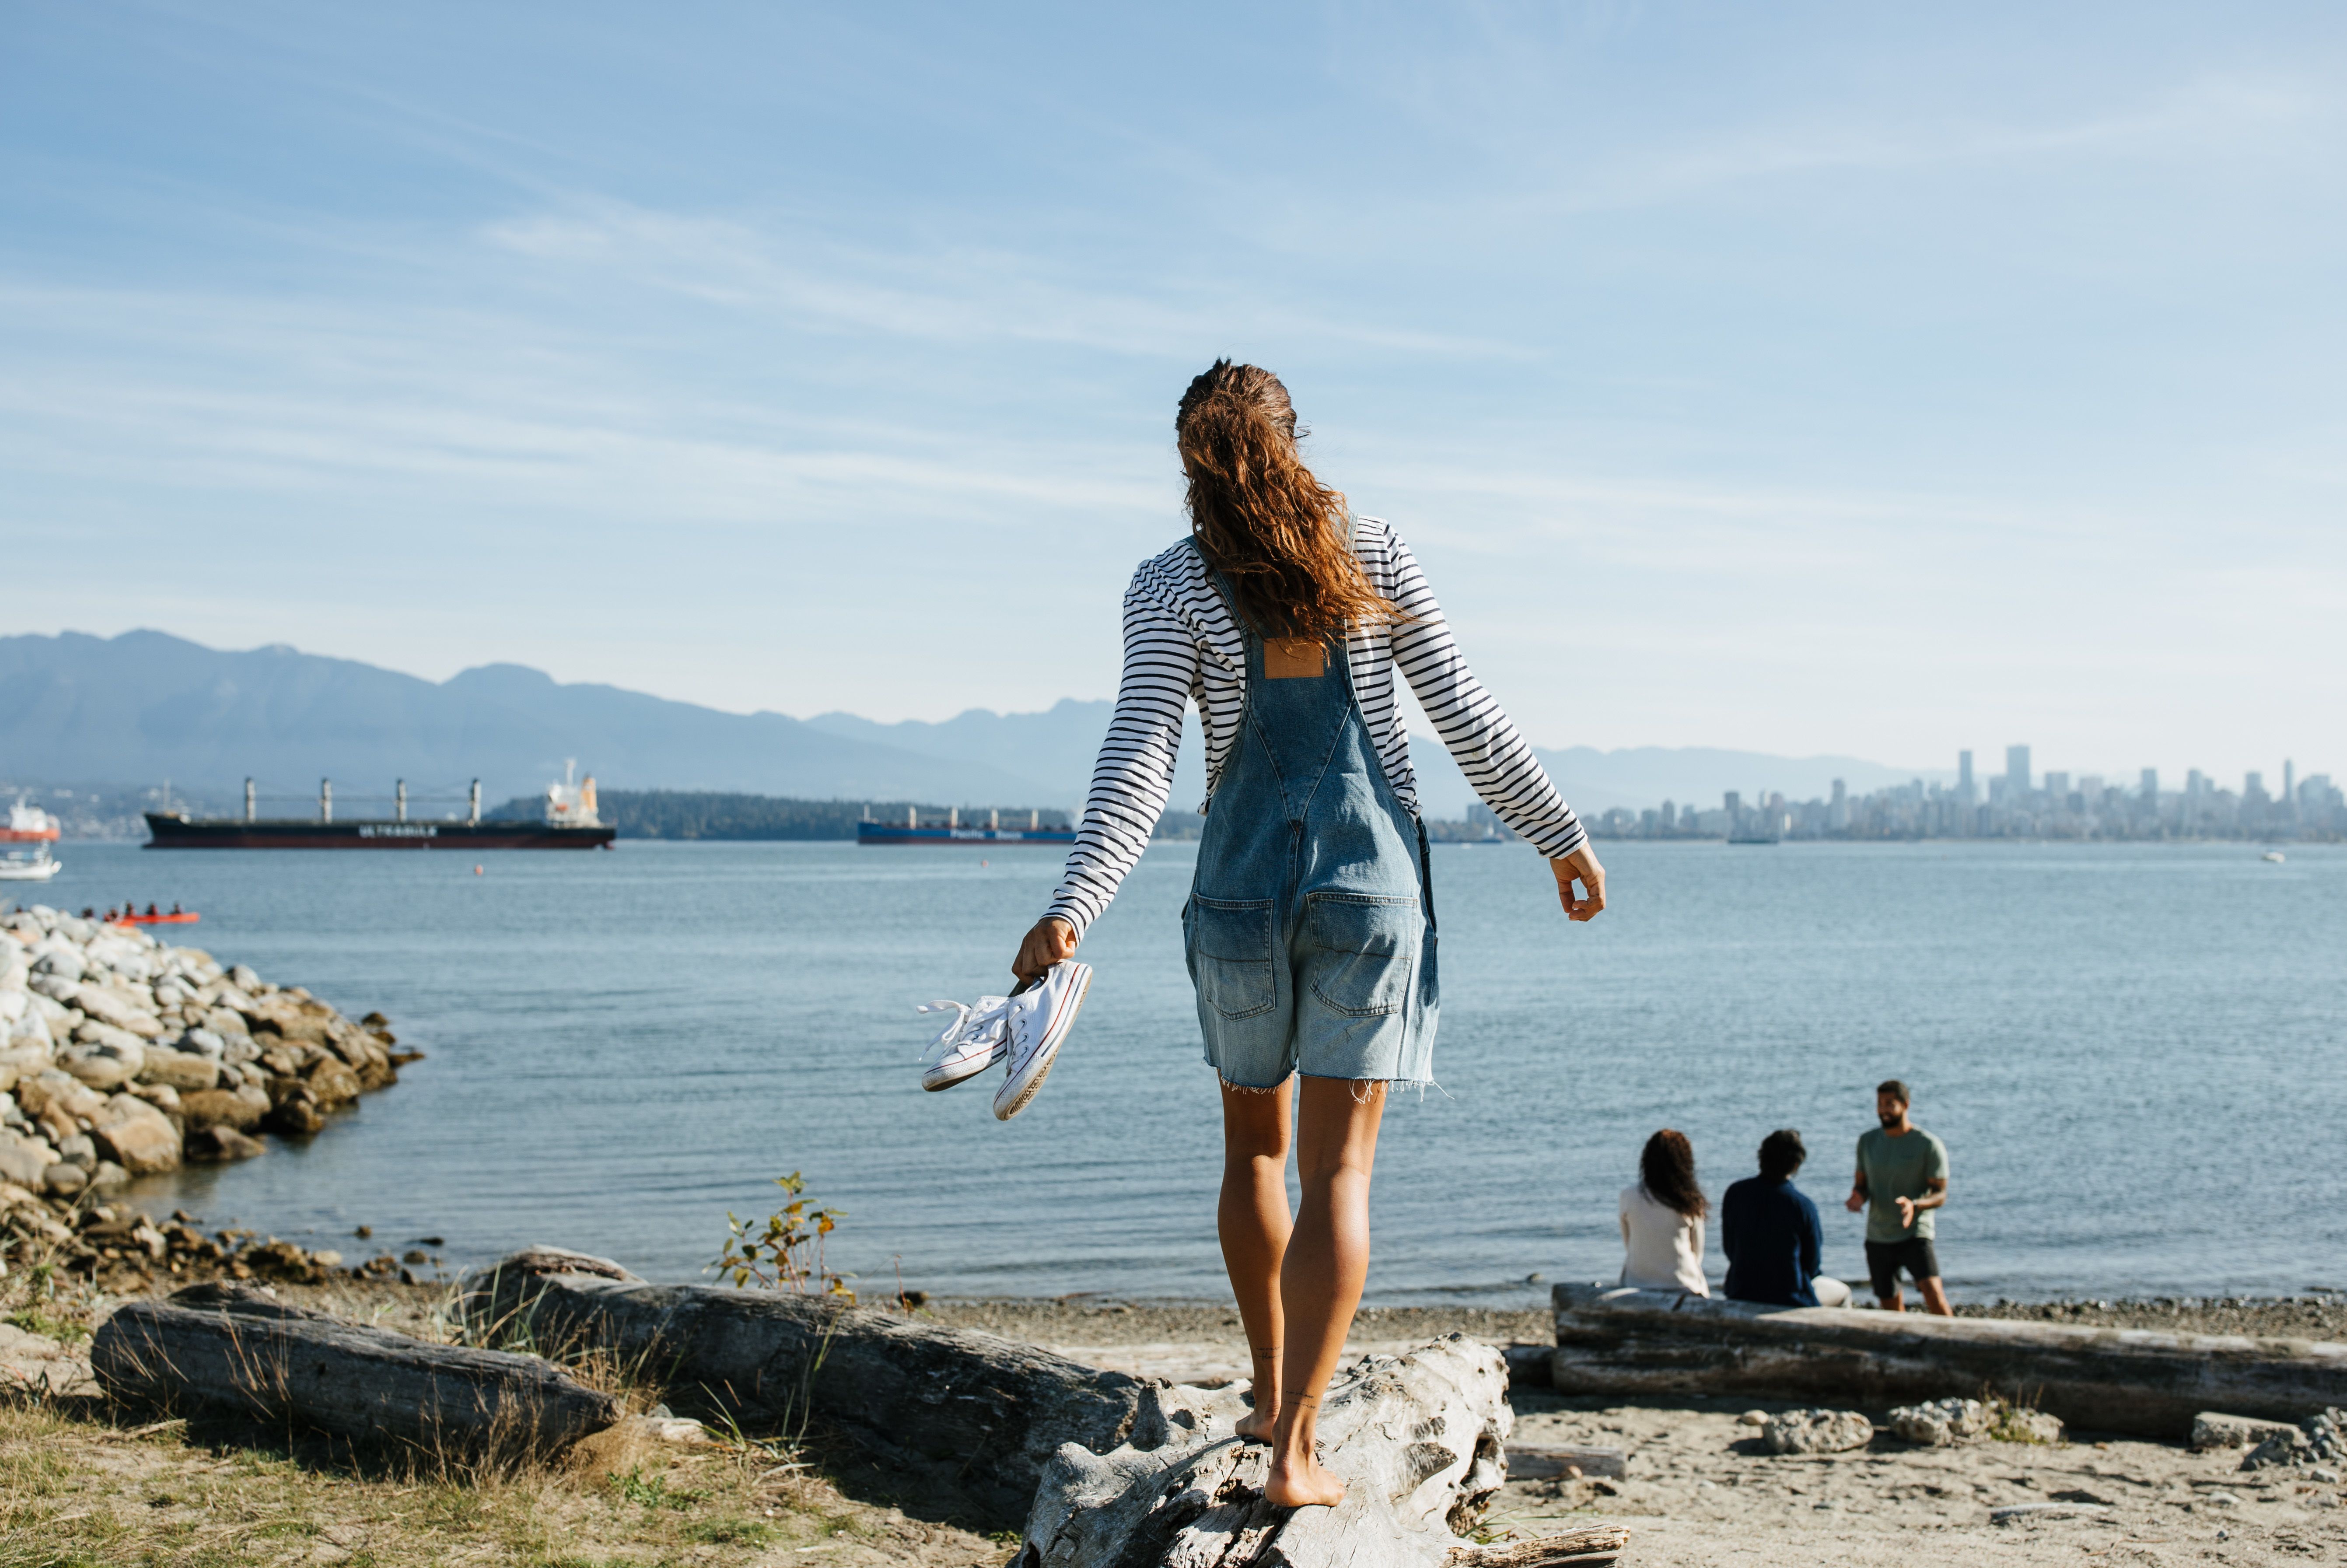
left=108, top=911, right=201, bottom=926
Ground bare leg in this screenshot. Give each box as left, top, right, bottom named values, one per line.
left=1881, top=1288, right=1906, bottom=1312
left=1217, top=1078, right=1294, bottom=1443
left=1266, top=1077, right=1386, bottom=1509
left=1917, top=1276, right=1953, bottom=1316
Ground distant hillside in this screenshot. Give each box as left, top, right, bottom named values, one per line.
left=0, top=631, right=1061, bottom=807
left=0, top=630, right=1942, bottom=823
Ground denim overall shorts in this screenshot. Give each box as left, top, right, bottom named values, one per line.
left=1180, top=575, right=1439, bottom=1088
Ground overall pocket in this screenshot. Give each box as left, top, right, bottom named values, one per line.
left=1186, top=896, right=1277, bottom=1020
left=1305, top=892, right=1420, bottom=1017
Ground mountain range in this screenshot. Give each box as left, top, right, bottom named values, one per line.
left=0, top=631, right=1942, bottom=817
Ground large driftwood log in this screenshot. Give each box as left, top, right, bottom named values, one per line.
left=91, top=1281, right=618, bottom=1460
left=1552, top=1282, right=2347, bottom=1439
left=1018, top=1334, right=1623, bottom=1568
left=463, top=1247, right=1205, bottom=1526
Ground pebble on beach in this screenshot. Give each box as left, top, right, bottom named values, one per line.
left=0, top=903, right=410, bottom=1288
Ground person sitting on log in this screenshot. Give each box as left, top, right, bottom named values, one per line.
left=1008, top=360, right=1606, bottom=1511
left=1619, top=1129, right=1710, bottom=1295
left=1721, top=1128, right=1852, bottom=1307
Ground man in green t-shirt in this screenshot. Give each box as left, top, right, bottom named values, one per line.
left=1845, top=1079, right=1951, bottom=1314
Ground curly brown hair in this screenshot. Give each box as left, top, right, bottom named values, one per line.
left=1175, top=360, right=1404, bottom=638
left=1639, top=1129, right=1708, bottom=1220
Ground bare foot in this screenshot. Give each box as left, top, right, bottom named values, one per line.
left=1235, top=1404, right=1278, bottom=1444
left=1264, top=1452, right=1346, bottom=1508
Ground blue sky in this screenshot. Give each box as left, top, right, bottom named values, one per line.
left=4, top=2, right=2342, bottom=783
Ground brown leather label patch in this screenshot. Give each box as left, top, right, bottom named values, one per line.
left=1264, top=637, right=1327, bottom=679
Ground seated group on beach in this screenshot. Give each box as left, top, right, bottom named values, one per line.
left=1617, top=1078, right=1952, bottom=1314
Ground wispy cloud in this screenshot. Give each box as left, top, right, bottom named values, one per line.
left=481, top=198, right=1530, bottom=360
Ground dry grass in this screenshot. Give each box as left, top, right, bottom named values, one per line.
left=0, top=1241, right=1009, bottom=1568
left=0, top=1393, right=1012, bottom=1568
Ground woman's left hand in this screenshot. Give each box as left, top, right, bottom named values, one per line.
left=1013, top=916, right=1079, bottom=983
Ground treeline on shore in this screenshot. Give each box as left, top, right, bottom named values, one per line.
left=491, top=790, right=1076, bottom=840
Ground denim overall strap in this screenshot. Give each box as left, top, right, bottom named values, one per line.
left=1180, top=560, right=1440, bottom=1087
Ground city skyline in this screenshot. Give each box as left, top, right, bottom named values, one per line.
left=1579, top=742, right=2345, bottom=841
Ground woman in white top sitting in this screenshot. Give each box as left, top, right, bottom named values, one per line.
left=1619, top=1129, right=1710, bottom=1295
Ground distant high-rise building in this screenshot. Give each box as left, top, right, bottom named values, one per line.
left=1831, top=779, right=1847, bottom=808
left=2140, top=767, right=2158, bottom=799
left=2006, top=745, right=2031, bottom=795
left=1660, top=800, right=1676, bottom=831
left=1723, top=791, right=1742, bottom=817
left=2284, top=759, right=2296, bottom=814
left=2044, top=771, right=2070, bottom=802
left=1958, top=751, right=1974, bottom=791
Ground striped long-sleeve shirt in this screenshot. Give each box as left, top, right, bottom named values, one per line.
left=1042, top=516, right=1585, bottom=937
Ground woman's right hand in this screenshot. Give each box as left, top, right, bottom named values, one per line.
left=1552, top=845, right=1606, bottom=921
left=1012, top=916, right=1079, bottom=983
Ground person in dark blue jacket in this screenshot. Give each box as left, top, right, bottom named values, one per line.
left=1721, top=1130, right=1852, bottom=1308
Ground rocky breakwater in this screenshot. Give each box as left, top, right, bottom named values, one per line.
left=0, top=904, right=414, bottom=1270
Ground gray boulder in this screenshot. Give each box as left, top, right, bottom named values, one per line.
left=138, top=1050, right=219, bottom=1092
left=31, top=949, right=85, bottom=984
left=2193, top=1411, right=2302, bottom=1452
left=42, top=1162, right=86, bottom=1197
left=0, top=1132, right=54, bottom=1188
left=2242, top=1409, right=2347, bottom=1473
left=1891, top=1396, right=1994, bottom=1446
left=60, top=1043, right=142, bottom=1092
left=1763, top=1408, right=1875, bottom=1455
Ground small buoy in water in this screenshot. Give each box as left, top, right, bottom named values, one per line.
left=473, top=864, right=484, bottom=875
left=981, top=859, right=989, bottom=867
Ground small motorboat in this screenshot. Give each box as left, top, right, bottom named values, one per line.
left=0, top=799, right=61, bottom=881
left=0, top=850, right=61, bottom=882
left=2262, top=850, right=2286, bottom=864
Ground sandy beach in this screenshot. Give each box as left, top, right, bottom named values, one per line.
left=925, top=1296, right=2347, bottom=1567
left=9, top=1276, right=2343, bottom=1565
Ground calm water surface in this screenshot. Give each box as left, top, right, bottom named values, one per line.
left=42, top=838, right=2346, bottom=1304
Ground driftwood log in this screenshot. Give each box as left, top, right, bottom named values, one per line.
left=1552, top=1282, right=2347, bottom=1439
left=91, top=1281, right=618, bottom=1460
left=463, top=1247, right=1204, bottom=1526
left=1018, top=1334, right=1626, bottom=1568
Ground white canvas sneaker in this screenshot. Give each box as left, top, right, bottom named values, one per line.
left=916, top=996, right=1011, bottom=1092
left=992, top=960, right=1091, bottom=1121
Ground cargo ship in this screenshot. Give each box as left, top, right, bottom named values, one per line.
left=857, top=807, right=1075, bottom=847
left=144, top=770, right=616, bottom=850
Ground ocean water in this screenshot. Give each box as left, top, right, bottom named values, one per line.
left=36, top=837, right=2347, bottom=1306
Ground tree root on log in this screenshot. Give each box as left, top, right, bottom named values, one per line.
left=1019, top=1334, right=1624, bottom=1568
left=91, top=1281, right=619, bottom=1463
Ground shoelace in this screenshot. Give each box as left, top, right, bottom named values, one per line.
left=915, top=995, right=1013, bottom=1068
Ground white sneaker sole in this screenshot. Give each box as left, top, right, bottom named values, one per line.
left=993, top=963, right=1090, bottom=1122
left=922, top=1048, right=1003, bottom=1092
